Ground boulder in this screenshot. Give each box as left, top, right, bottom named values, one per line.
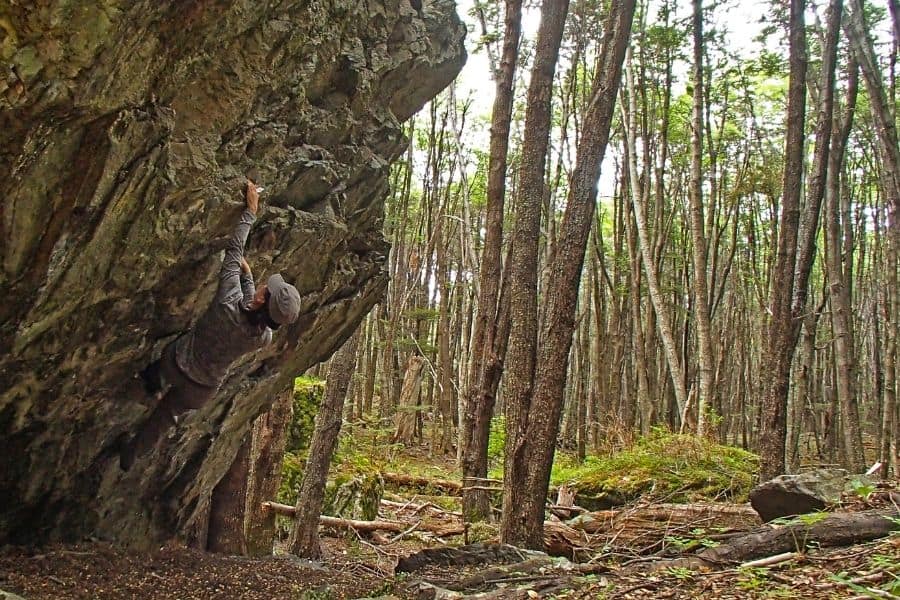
left=749, top=468, right=848, bottom=522
left=0, top=0, right=465, bottom=548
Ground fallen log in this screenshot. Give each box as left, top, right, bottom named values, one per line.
left=381, top=498, right=464, bottom=517
left=543, top=521, right=591, bottom=560
left=262, top=501, right=466, bottom=537
left=264, top=502, right=407, bottom=532
left=568, top=501, right=760, bottom=552
left=382, top=472, right=463, bottom=495
left=396, top=542, right=544, bottom=573
left=639, top=508, right=900, bottom=573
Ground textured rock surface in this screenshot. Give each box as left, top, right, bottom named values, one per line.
left=0, top=0, right=464, bottom=547
left=749, top=468, right=848, bottom=522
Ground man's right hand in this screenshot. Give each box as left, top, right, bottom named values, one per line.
left=246, top=179, right=259, bottom=215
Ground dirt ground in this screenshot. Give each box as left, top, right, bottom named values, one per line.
left=2, top=531, right=899, bottom=599
left=0, top=538, right=391, bottom=599
left=3, top=458, right=898, bottom=600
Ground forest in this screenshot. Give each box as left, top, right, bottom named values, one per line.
left=1, top=0, right=899, bottom=597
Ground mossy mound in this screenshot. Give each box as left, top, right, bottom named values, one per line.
left=287, top=376, right=326, bottom=454
left=552, top=431, right=759, bottom=510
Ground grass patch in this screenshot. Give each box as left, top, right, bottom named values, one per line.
left=551, top=430, right=758, bottom=508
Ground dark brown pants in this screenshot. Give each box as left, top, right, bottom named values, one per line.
left=121, top=342, right=216, bottom=470
left=157, top=342, right=217, bottom=412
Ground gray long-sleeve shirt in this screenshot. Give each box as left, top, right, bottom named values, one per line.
left=175, top=209, right=272, bottom=387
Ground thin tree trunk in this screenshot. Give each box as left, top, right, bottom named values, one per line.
left=362, top=309, right=379, bottom=418
left=393, top=355, right=426, bottom=445
left=688, top=0, right=716, bottom=436
left=625, top=195, right=653, bottom=434
left=245, top=389, right=294, bottom=556
left=207, top=432, right=252, bottom=554
left=500, top=0, right=571, bottom=548
left=434, top=191, right=455, bottom=455
left=461, top=0, right=524, bottom=524
left=502, top=0, right=635, bottom=549
left=845, top=0, right=900, bottom=237
left=288, top=330, right=361, bottom=559
left=622, top=53, right=690, bottom=424
left=825, top=58, right=866, bottom=472
left=759, top=0, right=841, bottom=481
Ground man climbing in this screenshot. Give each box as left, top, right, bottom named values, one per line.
left=122, top=179, right=301, bottom=469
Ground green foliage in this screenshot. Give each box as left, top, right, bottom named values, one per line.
left=663, top=535, right=694, bottom=552
left=467, top=521, right=498, bottom=543
left=405, top=306, right=440, bottom=322
left=831, top=570, right=900, bottom=599
left=770, top=512, right=828, bottom=527
left=396, top=334, right=436, bottom=354
left=665, top=566, right=695, bottom=581
left=664, top=529, right=720, bottom=553
left=467, top=148, right=489, bottom=210
left=736, top=567, right=770, bottom=591
left=296, top=586, right=336, bottom=600
left=870, top=553, right=900, bottom=571
left=769, top=512, right=828, bottom=553
left=550, top=430, right=759, bottom=505
left=849, top=478, right=877, bottom=502
left=487, top=416, right=506, bottom=464
left=287, top=376, right=326, bottom=454
left=278, top=451, right=305, bottom=505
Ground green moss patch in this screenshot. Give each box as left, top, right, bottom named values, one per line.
left=552, top=431, right=759, bottom=510
left=287, top=376, right=326, bottom=454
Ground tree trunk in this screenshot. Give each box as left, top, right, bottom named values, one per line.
left=825, top=58, right=866, bottom=472
left=207, top=432, right=252, bottom=554
left=759, top=0, right=840, bottom=481
left=288, top=330, right=361, bottom=559
left=688, top=0, right=716, bottom=436
left=625, top=195, right=653, bottom=434
left=845, top=0, right=900, bottom=239
left=622, top=53, right=690, bottom=424
left=362, top=310, right=379, bottom=418
left=502, top=0, right=635, bottom=549
left=245, top=389, right=294, bottom=556
left=435, top=195, right=456, bottom=456
left=500, top=0, right=571, bottom=548
left=393, top=355, right=426, bottom=445
left=788, top=316, right=818, bottom=472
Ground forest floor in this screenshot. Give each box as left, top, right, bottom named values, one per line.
left=2, top=437, right=898, bottom=599
left=2, top=522, right=899, bottom=599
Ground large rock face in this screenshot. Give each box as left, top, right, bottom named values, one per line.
left=0, top=0, right=464, bottom=547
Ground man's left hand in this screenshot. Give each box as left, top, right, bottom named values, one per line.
left=240, top=257, right=252, bottom=275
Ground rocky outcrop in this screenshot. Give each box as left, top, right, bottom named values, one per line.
left=0, top=0, right=465, bottom=548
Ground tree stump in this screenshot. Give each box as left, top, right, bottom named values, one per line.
left=325, top=472, right=385, bottom=522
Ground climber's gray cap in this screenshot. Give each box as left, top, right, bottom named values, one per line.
left=266, top=273, right=301, bottom=325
